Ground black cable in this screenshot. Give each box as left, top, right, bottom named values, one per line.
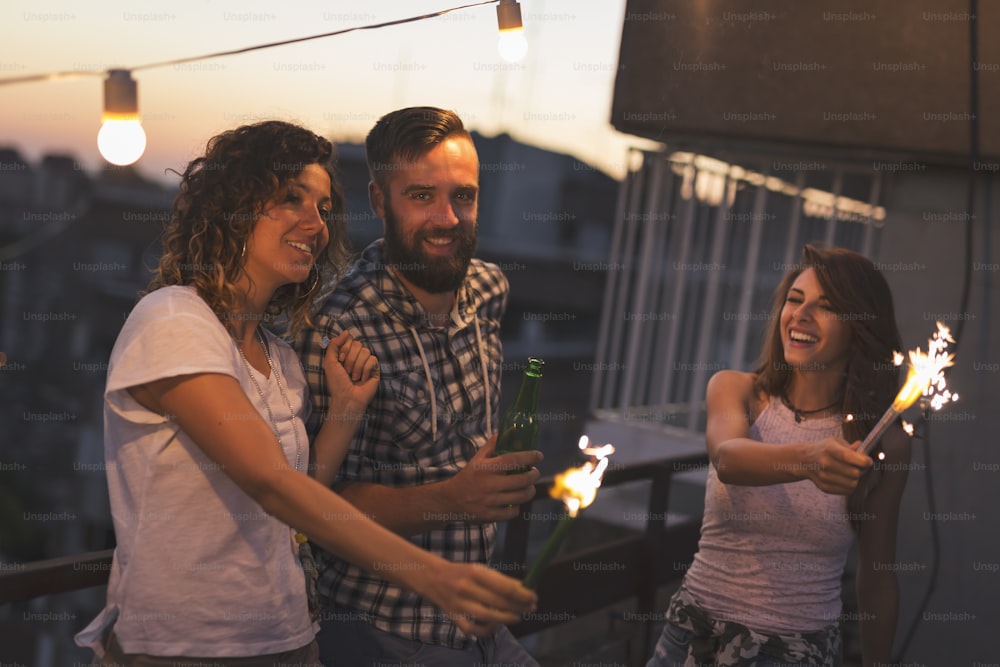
left=0, top=1, right=497, bottom=86
left=952, top=0, right=980, bottom=353
left=130, top=1, right=495, bottom=73
left=894, top=0, right=979, bottom=660
left=893, top=402, right=938, bottom=661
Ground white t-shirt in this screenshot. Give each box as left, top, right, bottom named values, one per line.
left=75, top=286, right=315, bottom=657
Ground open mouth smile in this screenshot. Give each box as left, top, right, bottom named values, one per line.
left=788, top=329, right=819, bottom=345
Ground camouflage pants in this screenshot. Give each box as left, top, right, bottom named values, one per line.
left=648, top=621, right=838, bottom=667
left=647, top=585, right=841, bottom=667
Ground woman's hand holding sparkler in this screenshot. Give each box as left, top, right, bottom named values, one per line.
left=800, top=436, right=873, bottom=495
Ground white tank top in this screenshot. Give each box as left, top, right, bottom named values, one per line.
left=682, top=396, right=855, bottom=634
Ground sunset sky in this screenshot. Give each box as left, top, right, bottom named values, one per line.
left=1, top=0, right=649, bottom=184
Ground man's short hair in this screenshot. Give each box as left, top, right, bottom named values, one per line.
left=365, top=106, right=471, bottom=190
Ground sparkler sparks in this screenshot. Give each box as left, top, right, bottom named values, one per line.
left=522, top=436, right=615, bottom=589
left=549, top=436, right=615, bottom=517
left=860, top=322, right=958, bottom=455
left=891, top=321, right=957, bottom=412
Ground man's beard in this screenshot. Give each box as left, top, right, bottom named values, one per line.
left=382, top=202, right=477, bottom=294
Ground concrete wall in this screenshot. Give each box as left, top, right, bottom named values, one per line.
left=876, top=167, right=1000, bottom=663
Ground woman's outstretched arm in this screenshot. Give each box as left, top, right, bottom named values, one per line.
left=130, top=372, right=536, bottom=636
left=705, top=370, right=873, bottom=494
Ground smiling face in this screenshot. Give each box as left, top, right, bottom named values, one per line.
left=243, top=163, right=332, bottom=293
left=779, top=268, right=852, bottom=373
left=371, top=135, right=479, bottom=294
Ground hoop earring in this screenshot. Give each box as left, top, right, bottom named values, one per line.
left=300, top=264, right=321, bottom=301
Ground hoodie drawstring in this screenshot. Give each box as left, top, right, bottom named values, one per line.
left=473, top=315, right=492, bottom=435
left=407, top=313, right=493, bottom=444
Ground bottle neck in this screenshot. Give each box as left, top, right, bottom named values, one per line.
left=511, top=369, right=541, bottom=412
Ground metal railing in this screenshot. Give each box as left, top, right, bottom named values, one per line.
left=592, top=148, right=885, bottom=432
left=1, top=549, right=113, bottom=605
left=1, top=454, right=708, bottom=665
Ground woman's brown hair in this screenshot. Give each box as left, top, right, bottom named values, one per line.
left=146, top=120, right=349, bottom=336
left=753, top=244, right=902, bottom=444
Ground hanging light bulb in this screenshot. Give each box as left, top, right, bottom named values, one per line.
left=97, top=69, right=146, bottom=166
left=496, top=0, right=528, bottom=62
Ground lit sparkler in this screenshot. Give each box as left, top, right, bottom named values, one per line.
left=860, top=321, right=958, bottom=455
left=521, top=436, right=615, bottom=589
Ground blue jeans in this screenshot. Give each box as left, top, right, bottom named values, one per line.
left=316, top=605, right=538, bottom=667
left=646, top=622, right=821, bottom=667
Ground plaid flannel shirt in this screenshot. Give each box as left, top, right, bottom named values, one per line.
left=297, top=239, right=507, bottom=649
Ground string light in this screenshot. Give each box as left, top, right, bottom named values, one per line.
left=97, top=70, right=146, bottom=167
left=0, top=1, right=521, bottom=164
left=496, top=0, right=528, bottom=62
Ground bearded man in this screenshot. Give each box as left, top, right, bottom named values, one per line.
left=298, top=106, right=542, bottom=667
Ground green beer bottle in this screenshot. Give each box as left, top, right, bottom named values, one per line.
left=495, top=357, right=544, bottom=471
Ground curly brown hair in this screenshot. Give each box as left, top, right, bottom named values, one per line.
left=146, top=120, right=349, bottom=336
left=753, top=244, right=902, bottom=443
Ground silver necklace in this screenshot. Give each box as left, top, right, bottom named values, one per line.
left=237, top=327, right=303, bottom=473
